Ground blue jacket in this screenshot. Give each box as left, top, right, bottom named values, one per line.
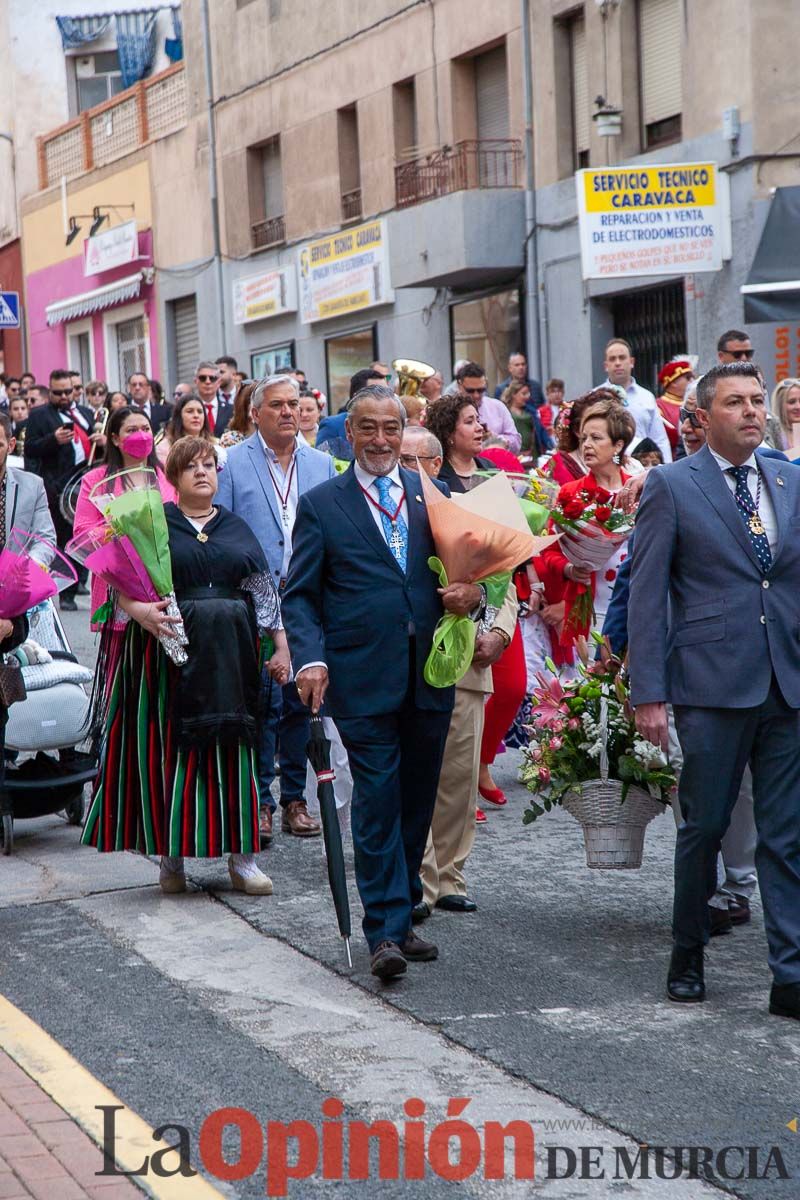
left=216, top=436, right=336, bottom=586
left=282, top=464, right=455, bottom=719
left=629, top=444, right=800, bottom=708
left=316, top=411, right=352, bottom=459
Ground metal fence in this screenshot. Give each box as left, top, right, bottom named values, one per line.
left=395, top=139, right=522, bottom=209
left=251, top=214, right=286, bottom=250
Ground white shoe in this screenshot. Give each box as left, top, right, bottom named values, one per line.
left=159, top=856, right=186, bottom=894
left=228, top=854, right=273, bottom=896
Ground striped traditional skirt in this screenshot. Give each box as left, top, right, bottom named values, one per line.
left=82, top=622, right=260, bottom=856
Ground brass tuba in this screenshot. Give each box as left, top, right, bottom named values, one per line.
left=392, top=358, right=435, bottom=397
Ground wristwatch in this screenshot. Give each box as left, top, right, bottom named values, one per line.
left=489, top=626, right=512, bottom=649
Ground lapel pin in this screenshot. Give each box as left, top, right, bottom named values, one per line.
left=415, top=495, right=423, bottom=502
left=777, top=476, right=785, bottom=487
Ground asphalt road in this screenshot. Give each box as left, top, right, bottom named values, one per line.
left=0, top=598, right=797, bottom=1198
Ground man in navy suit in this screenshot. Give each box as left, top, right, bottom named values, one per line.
left=282, top=386, right=482, bottom=980
left=217, top=374, right=336, bottom=843
left=629, top=362, right=800, bottom=1018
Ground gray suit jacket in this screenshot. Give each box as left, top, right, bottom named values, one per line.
left=216, top=436, right=336, bottom=585
left=629, top=444, right=800, bottom=709
left=5, top=467, right=56, bottom=545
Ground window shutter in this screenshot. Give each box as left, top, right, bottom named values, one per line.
left=173, top=295, right=199, bottom=386
left=640, top=0, right=682, bottom=126
left=262, top=139, right=284, bottom=219
left=571, top=17, right=589, bottom=156
left=475, top=45, right=509, bottom=140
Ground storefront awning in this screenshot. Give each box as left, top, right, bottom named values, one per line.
left=45, top=271, right=144, bottom=326
left=741, top=186, right=800, bottom=323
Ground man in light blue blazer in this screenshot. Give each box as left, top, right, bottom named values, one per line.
left=629, top=362, right=800, bottom=1019
left=216, top=374, right=336, bottom=843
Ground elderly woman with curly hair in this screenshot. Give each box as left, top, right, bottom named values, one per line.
left=82, top=436, right=287, bottom=896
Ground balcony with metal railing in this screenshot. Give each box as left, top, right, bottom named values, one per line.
left=36, top=64, right=187, bottom=191
left=341, top=187, right=363, bottom=223
left=251, top=214, right=286, bottom=250
left=394, top=139, right=522, bottom=209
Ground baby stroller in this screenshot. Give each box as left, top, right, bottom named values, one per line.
left=0, top=600, right=97, bottom=854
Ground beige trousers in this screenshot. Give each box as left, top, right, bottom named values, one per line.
left=420, top=688, right=485, bottom=907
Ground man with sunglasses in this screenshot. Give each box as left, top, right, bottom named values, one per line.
left=718, top=329, right=755, bottom=363
left=194, top=360, right=234, bottom=437
left=455, top=361, right=522, bottom=454
left=24, top=368, right=94, bottom=610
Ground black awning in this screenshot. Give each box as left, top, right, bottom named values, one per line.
left=741, top=186, right=800, bottom=322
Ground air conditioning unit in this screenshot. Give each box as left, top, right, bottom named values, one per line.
left=75, top=56, right=96, bottom=78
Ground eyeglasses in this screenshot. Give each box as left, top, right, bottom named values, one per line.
left=726, top=349, right=755, bottom=360
left=197, top=374, right=219, bottom=383
left=679, top=406, right=702, bottom=428
left=462, top=386, right=486, bottom=397
left=400, top=454, right=436, bottom=466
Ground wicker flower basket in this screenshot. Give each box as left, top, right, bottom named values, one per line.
left=561, top=698, right=665, bottom=869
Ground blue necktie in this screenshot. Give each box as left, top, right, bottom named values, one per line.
left=375, top=476, right=408, bottom=571
left=727, top=465, right=771, bottom=573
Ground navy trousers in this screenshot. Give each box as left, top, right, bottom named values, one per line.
left=674, top=676, right=800, bottom=983
left=337, top=698, right=451, bottom=953
left=257, top=670, right=310, bottom=811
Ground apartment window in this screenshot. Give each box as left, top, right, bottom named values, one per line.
left=72, top=51, right=124, bottom=115
left=248, top=137, right=285, bottom=250
left=639, top=0, right=682, bottom=149
left=474, top=44, right=509, bottom=187
left=569, top=15, right=590, bottom=169
left=393, top=78, right=417, bottom=162
left=66, top=318, right=94, bottom=380
left=338, top=106, right=362, bottom=222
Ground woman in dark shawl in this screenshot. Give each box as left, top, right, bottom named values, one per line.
left=82, top=436, right=287, bottom=896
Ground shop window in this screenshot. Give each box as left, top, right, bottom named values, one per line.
left=325, top=326, right=377, bottom=412
left=251, top=343, right=294, bottom=380
left=450, top=290, right=521, bottom=395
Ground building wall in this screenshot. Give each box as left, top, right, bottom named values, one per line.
left=0, top=239, right=24, bottom=375
left=0, top=0, right=173, bottom=248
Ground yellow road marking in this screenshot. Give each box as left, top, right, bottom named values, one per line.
left=0, top=993, right=227, bottom=1199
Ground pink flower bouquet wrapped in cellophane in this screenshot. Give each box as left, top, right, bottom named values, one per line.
left=0, top=528, right=77, bottom=618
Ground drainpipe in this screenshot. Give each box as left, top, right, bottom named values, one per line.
left=521, top=0, right=542, bottom=382
left=200, top=0, right=227, bottom=350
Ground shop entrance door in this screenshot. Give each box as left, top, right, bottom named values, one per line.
left=611, top=280, right=687, bottom=393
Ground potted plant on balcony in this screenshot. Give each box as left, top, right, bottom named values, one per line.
left=520, top=634, right=675, bottom=869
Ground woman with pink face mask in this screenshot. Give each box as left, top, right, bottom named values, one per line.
left=73, top=407, right=176, bottom=632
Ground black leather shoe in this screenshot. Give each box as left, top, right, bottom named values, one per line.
left=729, top=895, right=751, bottom=926
left=436, top=894, right=477, bottom=913
left=60, top=596, right=78, bottom=612
left=708, top=903, right=733, bottom=937
left=401, top=931, right=438, bottom=961
left=769, top=982, right=800, bottom=1020
left=411, top=902, right=431, bottom=924
left=370, top=941, right=407, bottom=980
left=667, top=945, right=705, bottom=1003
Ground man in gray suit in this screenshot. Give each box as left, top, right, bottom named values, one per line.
left=217, top=375, right=336, bottom=843
left=0, top=412, right=55, bottom=546
left=629, top=362, right=800, bottom=1018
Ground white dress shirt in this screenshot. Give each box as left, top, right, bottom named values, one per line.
left=708, top=447, right=778, bottom=552
left=259, top=432, right=300, bottom=581
left=353, top=462, right=408, bottom=544
left=604, top=376, right=673, bottom=464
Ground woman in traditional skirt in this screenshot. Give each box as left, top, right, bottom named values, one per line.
left=82, top=435, right=288, bottom=896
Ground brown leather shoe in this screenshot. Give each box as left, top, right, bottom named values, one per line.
left=728, top=895, right=751, bottom=925
left=370, top=941, right=407, bottom=980
left=258, top=807, right=273, bottom=845
left=280, top=800, right=321, bottom=837
left=401, top=931, right=438, bottom=961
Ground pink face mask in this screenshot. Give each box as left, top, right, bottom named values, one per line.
left=120, top=429, right=154, bottom=459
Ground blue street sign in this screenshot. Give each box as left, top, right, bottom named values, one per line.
left=0, top=293, right=20, bottom=329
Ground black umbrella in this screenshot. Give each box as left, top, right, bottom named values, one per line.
left=306, top=715, right=352, bottom=967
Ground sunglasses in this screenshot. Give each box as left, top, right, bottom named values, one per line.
left=462, top=386, right=486, bottom=396
left=197, top=374, right=219, bottom=383
left=51, top=389, right=74, bottom=398
left=679, top=406, right=702, bottom=428
left=727, top=349, right=754, bottom=360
